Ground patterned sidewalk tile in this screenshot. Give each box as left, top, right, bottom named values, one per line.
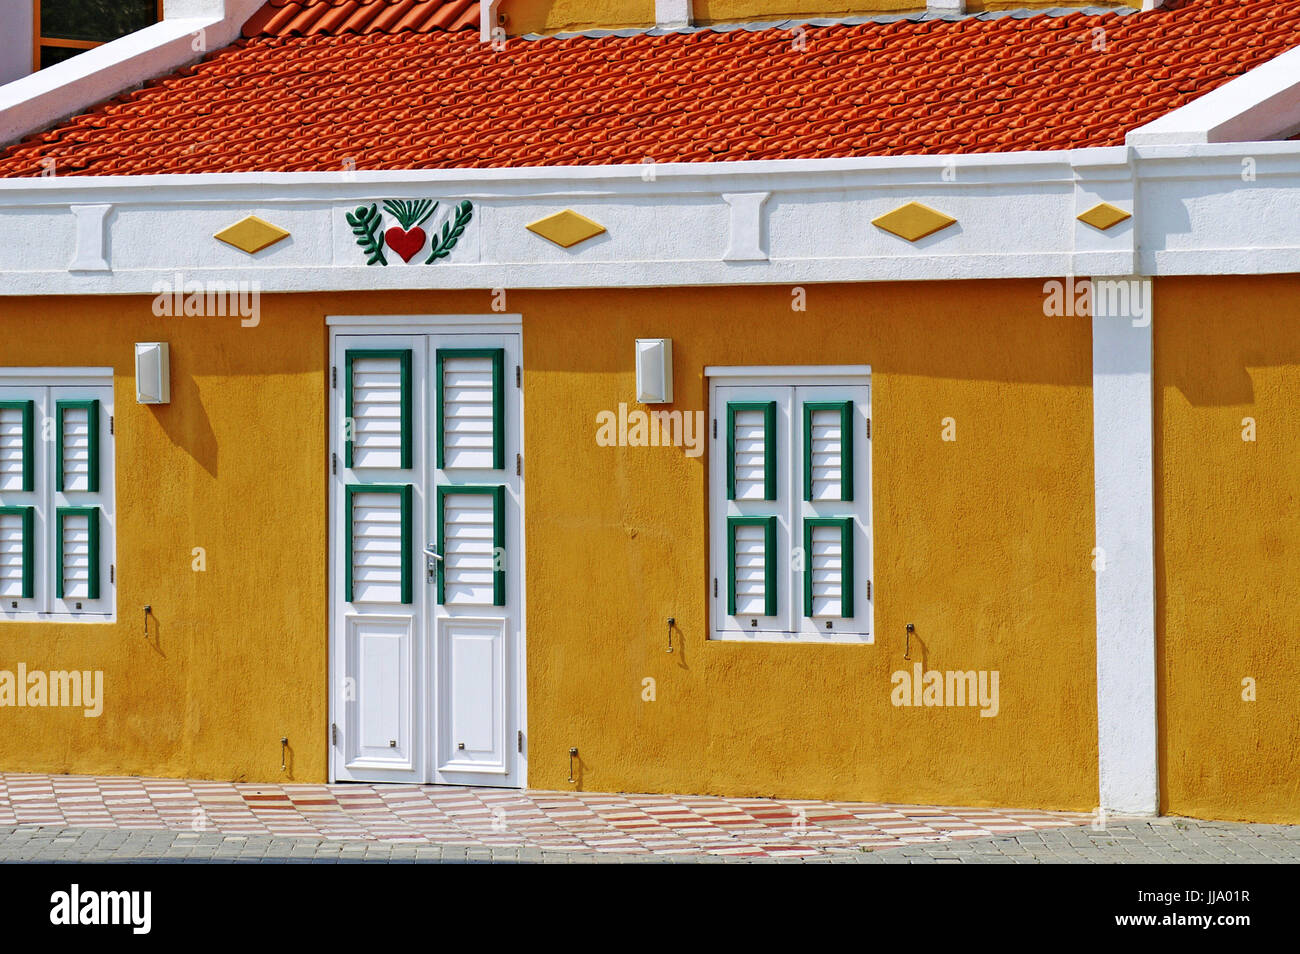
left=0, top=772, right=1086, bottom=860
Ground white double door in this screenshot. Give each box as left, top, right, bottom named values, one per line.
left=330, top=329, right=523, bottom=786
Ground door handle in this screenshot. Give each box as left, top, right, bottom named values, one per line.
left=423, top=544, right=442, bottom=560
left=424, top=544, right=441, bottom=582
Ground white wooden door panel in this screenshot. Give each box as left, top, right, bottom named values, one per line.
left=331, top=328, right=523, bottom=787
left=343, top=614, right=414, bottom=772
left=436, top=617, right=507, bottom=775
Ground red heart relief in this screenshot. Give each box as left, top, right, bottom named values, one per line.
left=385, top=226, right=426, bottom=262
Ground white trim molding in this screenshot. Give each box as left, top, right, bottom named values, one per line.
left=1128, top=45, right=1300, bottom=146
left=1091, top=277, right=1158, bottom=816
left=0, top=0, right=264, bottom=148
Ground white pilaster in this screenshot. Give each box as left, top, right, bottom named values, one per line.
left=1092, top=277, right=1158, bottom=815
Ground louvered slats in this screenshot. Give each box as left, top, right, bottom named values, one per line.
left=804, top=402, right=853, bottom=501
left=56, top=507, right=99, bottom=600
left=438, top=349, right=504, bottom=470
left=347, top=485, right=412, bottom=604
left=728, top=516, right=776, bottom=617
left=804, top=518, right=853, bottom=618
left=0, top=508, right=33, bottom=600
left=0, top=402, right=33, bottom=493
left=727, top=402, right=775, bottom=500
left=347, top=350, right=412, bottom=470
left=438, top=485, right=504, bottom=606
left=57, top=401, right=98, bottom=493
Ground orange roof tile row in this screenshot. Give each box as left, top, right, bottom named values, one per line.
left=1, top=0, right=1298, bottom=177
left=241, top=0, right=479, bottom=37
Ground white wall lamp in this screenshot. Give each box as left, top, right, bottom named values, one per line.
left=135, top=342, right=171, bottom=404
left=636, top=338, right=673, bottom=404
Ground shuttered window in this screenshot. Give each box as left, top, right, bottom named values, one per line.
left=437, top=349, right=504, bottom=471
left=710, top=371, right=871, bottom=643
left=0, top=375, right=114, bottom=620
left=346, top=350, right=412, bottom=471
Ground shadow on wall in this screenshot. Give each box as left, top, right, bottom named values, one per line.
left=1155, top=275, right=1300, bottom=408
left=147, top=369, right=219, bottom=479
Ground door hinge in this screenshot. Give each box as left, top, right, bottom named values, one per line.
left=331, top=723, right=339, bottom=746
left=331, top=452, right=337, bottom=475
left=516, top=365, right=521, bottom=388
left=331, top=366, right=337, bottom=389
left=867, top=579, right=872, bottom=600
left=713, top=578, right=718, bottom=598
left=866, top=417, right=871, bottom=439
left=712, top=418, right=717, bottom=439
left=517, top=729, right=523, bottom=753
left=109, top=416, right=114, bottom=435
left=110, top=565, right=115, bottom=584
left=516, top=453, right=522, bottom=477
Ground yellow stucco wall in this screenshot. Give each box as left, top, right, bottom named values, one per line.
left=1155, top=275, right=1300, bottom=824
left=0, top=295, right=327, bottom=783
left=522, top=281, right=1098, bottom=809
left=0, top=281, right=1097, bottom=810
left=498, top=0, right=1136, bottom=34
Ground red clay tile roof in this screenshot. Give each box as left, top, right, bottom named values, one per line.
left=2, top=0, right=1298, bottom=176
left=242, top=0, right=480, bottom=38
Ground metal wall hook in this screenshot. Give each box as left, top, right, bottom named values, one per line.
left=280, top=736, right=288, bottom=772
left=143, top=605, right=152, bottom=639
left=568, top=747, right=578, bottom=784
left=666, top=617, right=675, bottom=653
left=905, top=623, right=914, bottom=659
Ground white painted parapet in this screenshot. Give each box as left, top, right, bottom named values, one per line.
left=0, top=143, right=1297, bottom=295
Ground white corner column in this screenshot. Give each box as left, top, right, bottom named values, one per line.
left=1092, top=277, right=1158, bottom=816
left=655, top=0, right=692, bottom=28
